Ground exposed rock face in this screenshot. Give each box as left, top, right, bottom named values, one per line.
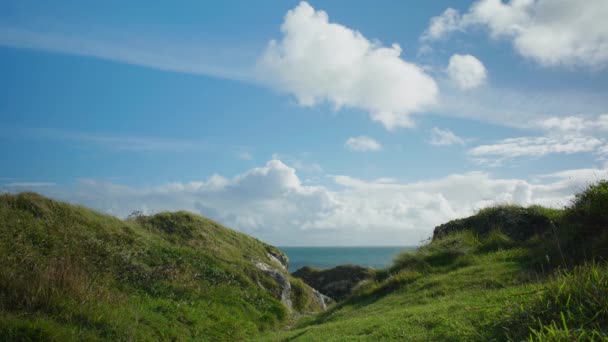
left=433, top=206, right=554, bottom=242
left=265, top=246, right=289, bottom=270
left=310, top=288, right=334, bottom=310
left=255, top=261, right=293, bottom=310
left=254, top=259, right=332, bottom=313
left=293, top=265, right=375, bottom=301
left=267, top=253, right=288, bottom=271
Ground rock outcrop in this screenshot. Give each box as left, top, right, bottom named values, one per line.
left=293, top=265, right=375, bottom=301
left=267, top=253, right=288, bottom=271
left=265, top=245, right=289, bottom=270
left=255, top=261, right=293, bottom=310
left=255, top=258, right=333, bottom=312
left=310, top=288, right=334, bottom=310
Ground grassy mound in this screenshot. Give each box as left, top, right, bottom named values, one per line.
left=0, top=193, right=322, bottom=341
left=433, top=205, right=561, bottom=241
left=261, top=181, right=608, bottom=341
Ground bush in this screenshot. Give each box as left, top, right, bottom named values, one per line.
left=565, top=180, right=608, bottom=238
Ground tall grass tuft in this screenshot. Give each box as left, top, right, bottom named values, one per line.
left=501, top=263, right=608, bottom=341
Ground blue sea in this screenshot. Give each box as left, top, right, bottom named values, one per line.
left=279, top=246, right=415, bottom=272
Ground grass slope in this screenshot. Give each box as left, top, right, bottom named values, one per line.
left=260, top=181, right=608, bottom=341
left=0, top=193, right=321, bottom=341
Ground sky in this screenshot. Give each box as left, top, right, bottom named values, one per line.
left=1, top=0, right=608, bottom=246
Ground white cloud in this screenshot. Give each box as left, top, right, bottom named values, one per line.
left=534, top=114, right=608, bottom=133
left=270, top=152, right=324, bottom=174
left=423, top=0, right=608, bottom=68
left=429, top=127, right=465, bottom=146
left=469, top=135, right=603, bottom=164
left=468, top=113, right=608, bottom=165
left=257, top=1, right=438, bottom=130
left=536, top=116, right=588, bottom=132
left=421, top=8, right=462, bottom=41
left=345, top=136, right=383, bottom=152
left=293, top=161, right=323, bottom=174
left=447, top=54, right=487, bottom=90
left=9, top=159, right=607, bottom=246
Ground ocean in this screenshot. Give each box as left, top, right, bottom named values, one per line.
left=279, top=246, right=415, bottom=272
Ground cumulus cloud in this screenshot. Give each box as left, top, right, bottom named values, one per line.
left=257, top=1, right=438, bottom=130
left=345, top=136, right=383, bottom=152
left=423, top=0, right=608, bottom=68
left=421, top=8, right=462, bottom=41
left=447, top=54, right=487, bottom=90
left=8, top=159, right=607, bottom=246
left=429, top=127, right=465, bottom=146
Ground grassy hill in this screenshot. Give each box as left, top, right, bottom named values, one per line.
left=0, top=192, right=324, bottom=341
left=2, top=181, right=607, bottom=341
left=261, top=181, right=608, bottom=341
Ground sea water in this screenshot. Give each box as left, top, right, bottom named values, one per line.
left=279, top=246, right=415, bottom=272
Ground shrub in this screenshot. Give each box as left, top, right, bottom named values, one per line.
left=565, top=180, right=608, bottom=238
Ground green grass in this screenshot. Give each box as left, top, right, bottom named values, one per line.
left=257, top=181, right=608, bottom=341
left=0, top=192, right=321, bottom=341
left=2, top=181, right=608, bottom=341
left=260, top=247, right=607, bottom=341
left=258, top=247, right=540, bottom=341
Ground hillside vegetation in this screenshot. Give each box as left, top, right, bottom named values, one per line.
left=262, top=180, right=608, bottom=341
left=0, top=193, right=324, bottom=341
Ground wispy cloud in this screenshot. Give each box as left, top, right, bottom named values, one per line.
left=429, top=127, right=465, bottom=146
left=4, top=182, right=56, bottom=187
left=236, top=151, right=253, bottom=160
left=433, top=83, right=608, bottom=129
left=0, top=123, right=213, bottom=152
left=0, top=27, right=254, bottom=82
left=469, top=135, right=604, bottom=166
left=345, top=136, right=383, bottom=152
left=467, top=114, right=608, bottom=166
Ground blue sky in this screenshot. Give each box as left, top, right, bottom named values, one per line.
left=1, top=0, right=608, bottom=245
